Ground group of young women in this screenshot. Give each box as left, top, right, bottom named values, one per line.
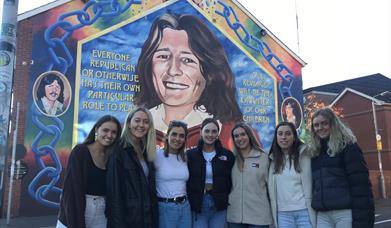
left=56, top=107, right=374, bottom=228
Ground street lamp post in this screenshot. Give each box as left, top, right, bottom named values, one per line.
left=372, top=100, right=386, bottom=199
left=372, top=91, right=390, bottom=199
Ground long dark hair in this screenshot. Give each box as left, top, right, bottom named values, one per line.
left=164, top=120, right=188, bottom=162
left=197, top=118, right=223, bottom=151
left=83, top=115, right=122, bottom=147
left=134, top=13, right=242, bottom=122
left=270, top=121, right=303, bottom=174
left=37, top=72, right=65, bottom=103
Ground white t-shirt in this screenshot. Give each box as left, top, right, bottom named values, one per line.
left=275, top=157, right=306, bottom=211
left=154, top=149, right=189, bottom=198
left=202, top=151, right=216, bottom=184
left=139, top=159, right=149, bottom=179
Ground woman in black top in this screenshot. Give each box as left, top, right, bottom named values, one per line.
left=57, top=115, right=121, bottom=228
left=106, top=107, right=159, bottom=228
left=310, top=108, right=374, bottom=228
left=187, top=118, right=235, bottom=228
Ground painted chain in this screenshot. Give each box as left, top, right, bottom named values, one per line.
left=28, top=0, right=142, bottom=208
left=215, top=0, right=295, bottom=99
left=28, top=104, right=64, bottom=208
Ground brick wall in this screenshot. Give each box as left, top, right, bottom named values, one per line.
left=1, top=158, right=22, bottom=217
left=14, top=19, right=33, bottom=143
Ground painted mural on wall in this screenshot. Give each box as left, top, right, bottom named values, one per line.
left=21, top=0, right=303, bottom=215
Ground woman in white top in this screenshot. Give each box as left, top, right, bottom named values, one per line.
left=268, top=122, right=316, bottom=228
left=154, top=120, right=191, bottom=228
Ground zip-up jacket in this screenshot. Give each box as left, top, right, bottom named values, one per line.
left=106, top=142, right=158, bottom=228
left=311, top=141, right=374, bottom=228
left=227, top=149, right=272, bottom=225
left=186, top=142, right=235, bottom=213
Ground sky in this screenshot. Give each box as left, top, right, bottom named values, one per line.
left=16, top=0, right=391, bottom=89
left=237, top=0, right=391, bottom=89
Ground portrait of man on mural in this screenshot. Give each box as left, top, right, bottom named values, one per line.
left=134, top=13, right=243, bottom=147
left=34, top=71, right=70, bottom=117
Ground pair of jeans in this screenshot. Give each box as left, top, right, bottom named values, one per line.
left=158, top=200, right=191, bottom=228
left=277, top=208, right=312, bottom=228
left=192, top=194, right=226, bottom=228
left=227, top=222, right=269, bottom=228
left=84, top=195, right=107, bottom=228
left=316, top=209, right=352, bottom=228
left=56, top=195, right=106, bottom=228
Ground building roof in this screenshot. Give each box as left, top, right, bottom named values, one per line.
left=303, top=73, right=391, bottom=103
left=304, top=91, right=337, bottom=105
left=17, top=0, right=71, bottom=21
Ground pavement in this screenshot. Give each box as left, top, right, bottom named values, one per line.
left=0, top=199, right=390, bottom=227
left=375, top=198, right=391, bottom=228
left=0, top=215, right=56, bottom=228
left=375, top=198, right=391, bottom=208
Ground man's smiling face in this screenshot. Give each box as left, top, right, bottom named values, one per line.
left=151, top=28, right=206, bottom=107
left=44, top=79, right=61, bottom=102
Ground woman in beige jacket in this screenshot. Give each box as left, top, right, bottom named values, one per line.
left=227, top=122, right=272, bottom=228
left=268, top=122, right=316, bottom=228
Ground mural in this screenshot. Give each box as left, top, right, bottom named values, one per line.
left=20, top=0, right=304, bottom=215
left=75, top=7, right=276, bottom=149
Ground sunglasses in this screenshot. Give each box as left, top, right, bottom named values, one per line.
left=169, top=120, right=188, bottom=128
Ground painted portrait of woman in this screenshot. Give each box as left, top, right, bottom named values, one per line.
left=281, top=97, right=302, bottom=129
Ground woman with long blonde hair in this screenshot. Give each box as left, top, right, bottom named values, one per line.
left=106, top=107, right=158, bottom=228
left=310, top=108, right=374, bottom=228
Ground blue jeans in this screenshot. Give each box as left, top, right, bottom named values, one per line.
left=227, top=222, right=269, bottom=228
left=192, top=194, right=226, bottom=228
left=158, top=201, right=191, bottom=228
left=317, top=209, right=352, bottom=228
left=278, top=209, right=313, bottom=228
